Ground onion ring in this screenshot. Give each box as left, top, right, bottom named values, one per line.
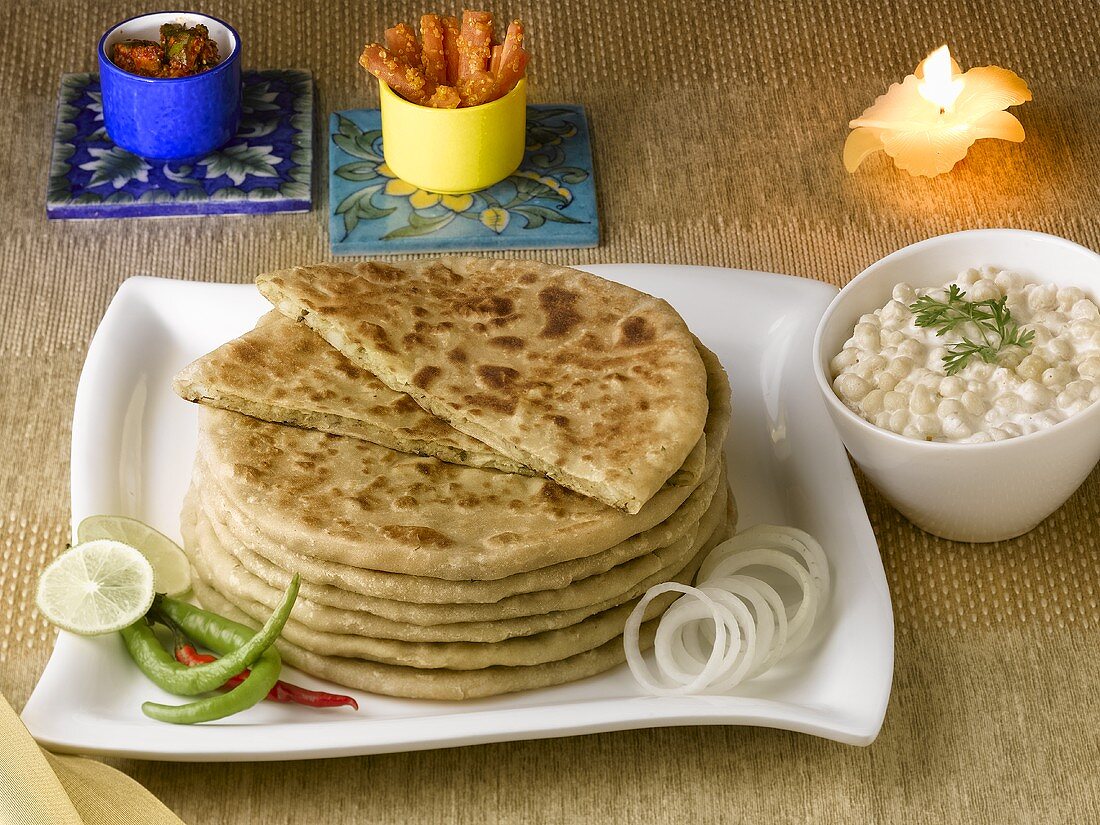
left=705, top=524, right=830, bottom=608
left=705, top=547, right=818, bottom=651
left=626, top=524, right=831, bottom=696
left=624, top=583, right=731, bottom=695
left=654, top=596, right=744, bottom=687
left=696, top=587, right=757, bottom=690
left=705, top=574, right=787, bottom=677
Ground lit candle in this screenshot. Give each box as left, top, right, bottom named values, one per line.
left=844, top=45, right=1032, bottom=178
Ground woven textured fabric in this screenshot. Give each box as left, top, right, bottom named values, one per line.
left=0, top=690, right=186, bottom=824
left=2, top=0, right=1099, bottom=822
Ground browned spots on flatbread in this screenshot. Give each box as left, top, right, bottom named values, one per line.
left=619, top=315, right=657, bottom=346
left=538, top=286, right=582, bottom=338
left=332, top=358, right=363, bottom=379
left=457, top=295, right=515, bottom=318
left=393, top=495, right=417, bottom=510
left=358, top=262, right=405, bottom=283
left=350, top=490, right=378, bottom=510
left=538, top=481, right=569, bottom=503
left=463, top=392, right=517, bottom=416
left=412, top=365, right=442, bottom=389
left=390, top=395, right=422, bottom=414
left=490, top=335, right=524, bottom=350
left=230, top=340, right=262, bottom=363
left=247, top=259, right=714, bottom=515
left=356, top=320, right=396, bottom=354
left=380, top=525, right=452, bottom=548
left=578, top=332, right=604, bottom=351
left=477, top=365, right=520, bottom=391
left=425, top=263, right=463, bottom=284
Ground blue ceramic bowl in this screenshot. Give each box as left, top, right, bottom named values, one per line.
left=97, top=11, right=242, bottom=162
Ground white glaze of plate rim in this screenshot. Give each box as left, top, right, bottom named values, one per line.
left=22, top=266, right=893, bottom=761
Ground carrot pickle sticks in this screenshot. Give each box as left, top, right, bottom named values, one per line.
left=384, top=22, right=422, bottom=67
left=457, top=11, right=493, bottom=82
left=359, top=10, right=528, bottom=108
left=359, top=44, right=433, bottom=104
left=420, top=14, right=448, bottom=84
left=441, top=16, right=462, bottom=84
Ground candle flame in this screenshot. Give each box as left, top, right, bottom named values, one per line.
left=917, top=45, right=964, bottom=112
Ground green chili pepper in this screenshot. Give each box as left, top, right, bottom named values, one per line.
left=141, top=645, right=281, bottom=724
left=119, top=574, right=300, bottom=697
left=136, top=585, right=300, bottom=724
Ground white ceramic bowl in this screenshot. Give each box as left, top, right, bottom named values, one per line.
left=812, top=229, right=1100, bottom=543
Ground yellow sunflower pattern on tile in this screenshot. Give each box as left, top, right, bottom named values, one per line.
left=378, top=163, right=475, bottom=212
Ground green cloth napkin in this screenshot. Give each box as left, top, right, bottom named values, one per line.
left=0, top=690, right=186, bottom=825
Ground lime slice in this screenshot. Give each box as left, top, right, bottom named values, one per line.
left=77, top=515, right=191, bottom=596
left=36, top=540, right=156, bottom=635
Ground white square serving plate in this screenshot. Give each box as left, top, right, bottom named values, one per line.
left=22, top=265, right=893, bottom=761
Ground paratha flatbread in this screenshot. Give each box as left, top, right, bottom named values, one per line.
left=190, top=539, right=704, bottom=669
left=195, top=456, right=725, bottom=610
left=193, top=574, right=662, bottom=700
left=174, top=311, right=706, bottom=488
left=256, top=259, right=709, bottom=513
left=173, top=312, right=533, bottom=475
left=194, top=341, right=730, bottom=581
left=182, top=478, right=728, bottom=643
left=189, top=516, right=730, bottom=685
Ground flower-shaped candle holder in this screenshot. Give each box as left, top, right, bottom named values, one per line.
left=844, top=46, right=1031, bottom=178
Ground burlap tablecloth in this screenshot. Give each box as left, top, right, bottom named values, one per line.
left=3, top=0, right=1098, bottom=821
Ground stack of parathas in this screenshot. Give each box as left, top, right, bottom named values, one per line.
left=173, top=259, right=733, bottom=700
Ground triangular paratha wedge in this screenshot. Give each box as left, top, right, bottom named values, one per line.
left=256, top=259, right=709, bottom=514
left=173, top=312, right=533, bottom=475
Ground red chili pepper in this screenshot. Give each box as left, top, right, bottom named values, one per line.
left=175, top=644, right=358, bottom=710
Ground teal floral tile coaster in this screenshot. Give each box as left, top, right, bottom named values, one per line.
left=47, top=69, right=313, bottom=219
left=329, top=105, right=598, bottom=254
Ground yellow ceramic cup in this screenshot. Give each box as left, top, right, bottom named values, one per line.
left=379, top=78, right=527, bottom=194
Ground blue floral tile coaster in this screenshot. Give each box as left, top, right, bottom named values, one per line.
left=329, top=105, right=598, bottom=254
left=47, top=69, right=313, bottom=219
